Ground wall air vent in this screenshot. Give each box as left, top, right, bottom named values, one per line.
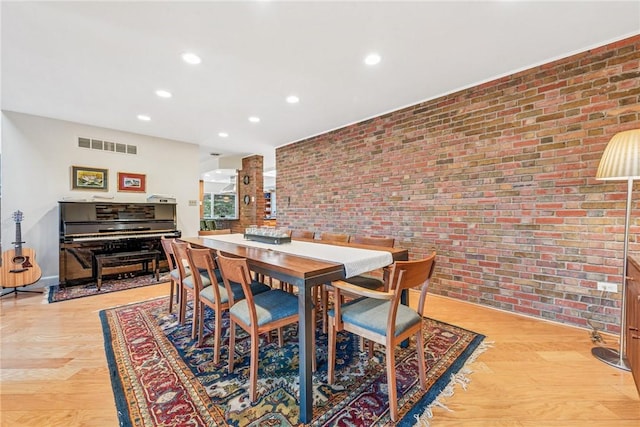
left=78, top=137, right=137, bottom=155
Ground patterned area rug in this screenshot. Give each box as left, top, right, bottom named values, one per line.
left=47, top=274, right=170, bottom=303
left=100, top=297, right=487, bottom=426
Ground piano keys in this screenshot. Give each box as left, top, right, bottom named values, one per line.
left=59, top=201, right=181, bottom=286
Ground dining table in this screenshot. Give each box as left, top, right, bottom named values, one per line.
left=180, top=233, right=408, bottom=423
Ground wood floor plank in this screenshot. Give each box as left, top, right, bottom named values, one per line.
left=1, top=410, right=117, bottom=427
left=1, top=282, right=638, bottom=426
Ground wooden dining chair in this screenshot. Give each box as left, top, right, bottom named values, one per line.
left=184, top=247, right=221, bottom=352
left=337, top=235, right=397, bottom=347
left=344, top=235, right=396, bottom=291
left=160, top=236, right=180, bottom=313
left=316, top=231, right=351, bottom=331
left=290, top=229, right=315, bottom=239
left=327, top=252, right=436, bottom=422
left=171, top=241, right=197, bottom=331
left=349, top=235, right=395, bottom=248
left=172, top=240, right=213, bottom=340
left=216, top=250, right=314, bottom=401
left=185, top=247, right=269, bottom=361
left=318, top=232, right=349, bottom=243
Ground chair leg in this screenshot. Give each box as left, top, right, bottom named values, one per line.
left=191, top=292, right=199, bottom=340
left=249, top=330, right=260, bottom=401
left=386, top=346, right=398, bottom=422
left=327, top=316, right=336, bottom=384
left=228, top=321, right=236, bottom=374
left=321, top=285, right=329, bottom=334
left=213, top=309, right=222, bottom=364
left=168, top=279, right=175, bottom=313
left=178, top=286, right=188, bottom=324
left=359, top=336, right=374, bottom=355
left=416, top=331, right=427, bottom=390
left=178, top=285, right=184, bottom=323
left=197, top=302, right=205, bottom=347
left=276, top=279, right=293, bottom=293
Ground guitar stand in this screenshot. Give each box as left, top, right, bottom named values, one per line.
left=0, top=286, right=42, bottom=298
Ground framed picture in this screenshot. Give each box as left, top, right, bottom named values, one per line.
left=117, top=172, right=146, bottom=192
left=71, top=166, right=108, bottom=191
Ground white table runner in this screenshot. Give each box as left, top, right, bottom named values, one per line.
left=202, top=233, right=393, bottom=278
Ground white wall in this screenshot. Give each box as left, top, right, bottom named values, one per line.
left=204, top=181, right=229, bottom=194
left=1, top=111, right=200, bottom=286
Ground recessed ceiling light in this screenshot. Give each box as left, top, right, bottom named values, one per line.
left=218, top=132, right=229, bottom=138
left=137, top=114, right=151, bottom=121
left=286, top=95, right=300, bottom=104
left=248, top=116, right=261, bottom=123
left=155, top=89, right=172, bottom=98
left=364, top=53, right=381, bottom=66
left=182, top=52, right=201, bottom=65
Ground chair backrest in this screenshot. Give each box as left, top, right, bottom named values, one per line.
left=160, top=236, right=177, bottom=270
left=350, top=235, right=395, bottom=247
left=186, top=247, right=222, bottom=299
left=291, top=229, right=315, bottom=239
left=386, top=252, right=436, bottom=318
left=171, top=240, right=190, bottom=280
left=215, top=250, right=254, bottom=308
left=318, top=232, right=349, bottom=243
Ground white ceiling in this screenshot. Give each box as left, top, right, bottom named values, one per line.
left=2, top=1, right=639, bottom=174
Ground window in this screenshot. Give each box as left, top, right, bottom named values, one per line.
left=203, top=193, right=238, bottom=219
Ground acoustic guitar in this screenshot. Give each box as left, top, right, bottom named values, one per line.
left=0, top=210, right=42, bottom=288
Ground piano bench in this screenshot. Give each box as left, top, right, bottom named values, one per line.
left=94, top=250, right=160, bottom=290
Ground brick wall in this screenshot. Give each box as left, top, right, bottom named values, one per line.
left=276, top=35, right=640, bottom=333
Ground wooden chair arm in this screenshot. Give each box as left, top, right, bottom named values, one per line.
left=331, top=280, right=394, bottom=300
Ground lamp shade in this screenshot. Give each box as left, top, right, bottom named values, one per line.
left=596, top=129, right=640, bottom=180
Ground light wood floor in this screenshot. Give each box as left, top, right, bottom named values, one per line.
left=1, top=282, right=638, bottom=426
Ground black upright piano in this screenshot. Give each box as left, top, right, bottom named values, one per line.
left=59, top=201, right=181, bottom=286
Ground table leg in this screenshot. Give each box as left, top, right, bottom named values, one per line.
left=297, top=284, right=314, bottom=424
left=154, top=254, right=159, bottom=281
left=97, top=259, right=103, bottom=291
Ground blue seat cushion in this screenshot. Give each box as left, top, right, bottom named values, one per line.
left=182, top=269, right=223, bottom=289
left=200, top=284, right=229, bottom=305
left=328, top=298, right=421, bottom=337
left=199, top=278, right=269, bottom=306
left=169, top=267, right=222, bottom=283
left=169, top=268, right=183, bottom=281
left=183, top=268, right=221, bottom=289
left=228, top=280, right=270, bottom=301
left=230, top=289, right=298, bottom=327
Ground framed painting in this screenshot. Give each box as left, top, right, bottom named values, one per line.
left=71, top=166, right=108, bottom=191
left=118, top=172, right=146, bottom=192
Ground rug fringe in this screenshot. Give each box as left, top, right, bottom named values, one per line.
left=42, top=286, right=52, bottom=304
left=412, top=340, right=493, bottom=427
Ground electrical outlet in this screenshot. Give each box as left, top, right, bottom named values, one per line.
left=596, top=281, right=618, bottom=292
